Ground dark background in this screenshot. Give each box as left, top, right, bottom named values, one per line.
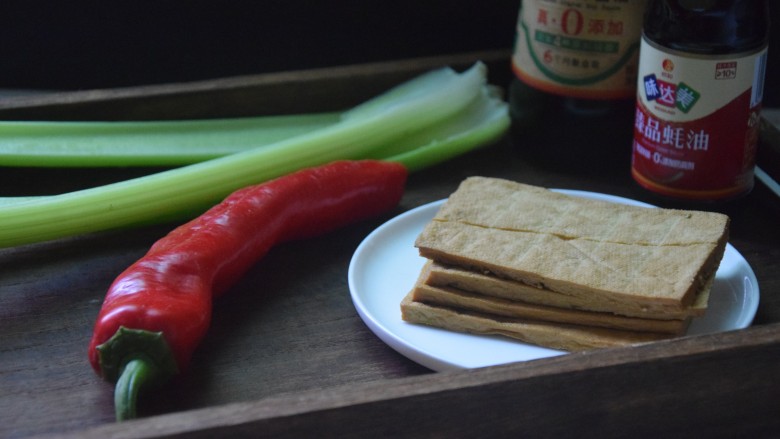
left=0, top=1, right=777, bottom=106
left=0, top=1, right=517, bottom=89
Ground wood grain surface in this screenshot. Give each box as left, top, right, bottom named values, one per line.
left=1, top=51, right=778, bottom=438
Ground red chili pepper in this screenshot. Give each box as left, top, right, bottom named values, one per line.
left=88, top=160, right=407, bottom=421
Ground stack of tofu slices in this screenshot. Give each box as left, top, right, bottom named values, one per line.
left=401, top=177, right=730, bottom=352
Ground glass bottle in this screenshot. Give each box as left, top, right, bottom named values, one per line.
left=631, top=0, right=770, bottom=201
left=509, top=0, right=648, bottom=172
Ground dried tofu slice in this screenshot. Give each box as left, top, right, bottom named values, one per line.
left=435, top=177, right=729, bottom=245
left=411, top=263, right=691, bottom=334
left=425, top=261, right=712, bottom=319
left=415, top=177, right=729, bottom=312
left=400, top=292, right=671, bottom=352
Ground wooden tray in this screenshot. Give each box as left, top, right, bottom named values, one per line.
left=2, top=50, right=779, bottom=438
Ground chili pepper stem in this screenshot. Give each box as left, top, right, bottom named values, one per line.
left=115, top=357, right=161, bottom=421
left=95, top=326, right=179, bottom=421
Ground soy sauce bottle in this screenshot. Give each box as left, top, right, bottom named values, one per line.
left=631, top=0, right=770, bottom=201
left=509, top=0, right=648, bottom=172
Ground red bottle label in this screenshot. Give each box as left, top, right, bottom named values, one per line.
left=631, top=37, right=767, bottom=200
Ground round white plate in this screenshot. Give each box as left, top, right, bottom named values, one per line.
left=348, top=190, right=760, bottom=372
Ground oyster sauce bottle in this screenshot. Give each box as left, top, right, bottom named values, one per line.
left=631, top=0, right=770, bottom=201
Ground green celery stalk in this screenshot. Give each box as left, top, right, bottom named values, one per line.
left=0, top=79, right=509, bottom=209
left=0, top=196, right=41, bottom=206
left=387, top=85, right=509, bottom=172
left=0, top=62, right=507, bottom=248
left=0, top=112, right=340, bottom=167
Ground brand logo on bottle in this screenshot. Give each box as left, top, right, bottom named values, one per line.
left=642, top=74, right=700, bottom=113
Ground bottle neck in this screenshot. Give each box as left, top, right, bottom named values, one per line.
left=643, top=0, right=769, bottom=54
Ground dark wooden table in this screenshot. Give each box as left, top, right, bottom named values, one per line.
left=2, top=51, right=779, bottom=438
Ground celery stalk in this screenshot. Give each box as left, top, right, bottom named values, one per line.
left=0, top=196, right=41, bottom=206
left=0, top=88, right=508, bottom=207
left=387, top=85, right=510, bottom=172
left=0, top=62, right=508, bottom=248
left=0, top=112, right=340, bottom=167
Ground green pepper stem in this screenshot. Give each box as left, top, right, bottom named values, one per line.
left=115, top=357, right=161, bottom=421
left=96, top=327, right=179, bottom=421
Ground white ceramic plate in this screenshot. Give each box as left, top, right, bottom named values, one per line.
left=348, top=190, right=760, bottom=372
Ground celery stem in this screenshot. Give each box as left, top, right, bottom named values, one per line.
left=0, top=62, right=509, bottom=248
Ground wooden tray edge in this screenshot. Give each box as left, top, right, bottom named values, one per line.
left=0, top=49, right=512, bottom=121
left=48, top=322, right=780, bottom=438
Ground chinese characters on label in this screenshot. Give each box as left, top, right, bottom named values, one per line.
left=643, top=74, right=700, bottom=113
left=715, top=62, right=738, bottom=80
left=513, top=1, right=643, bottom=96
left=532, top=6, right=633, bottom=82
left=635, top=108, right=710, bottom=152
left=535, top=7, right=626, bottom=37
